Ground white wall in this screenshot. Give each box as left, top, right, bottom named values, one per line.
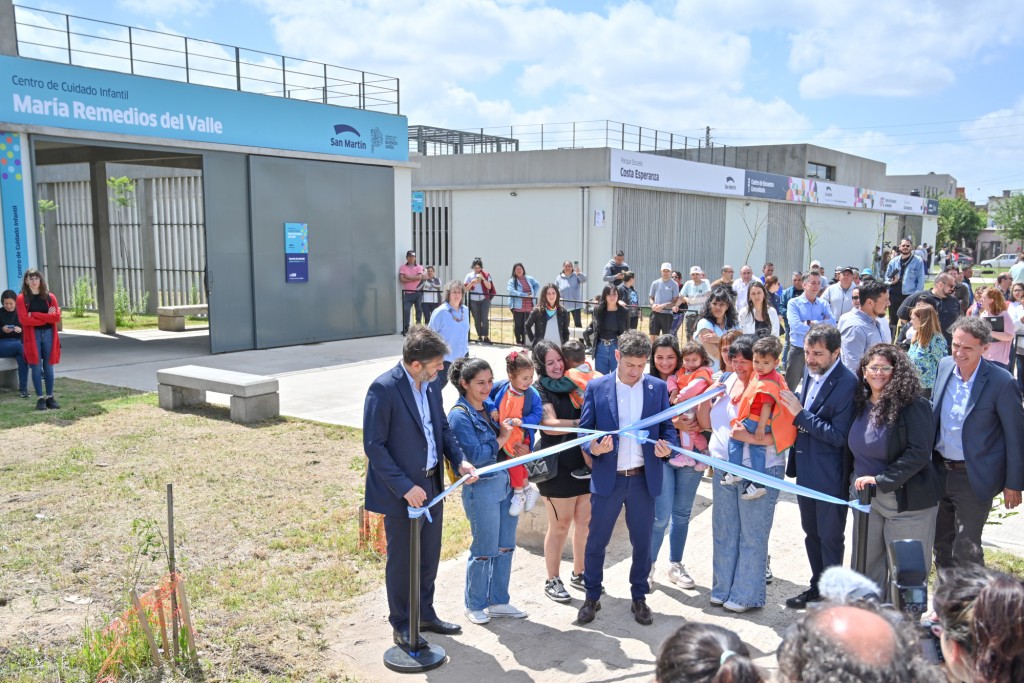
left=586, top=186, right=615, bottom=294
left=805, top=205, right=883, bottom=271
left=451, top=186, right=590, bottom=298
left=723, top=198, right=770, bottom=272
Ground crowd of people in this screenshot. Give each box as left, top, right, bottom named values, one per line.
left=374, top=244, right=1024, bottom=678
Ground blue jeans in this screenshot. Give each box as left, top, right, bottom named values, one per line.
left=0, top=338, right=29, bottom=392
left=711, top=464, right=783, bottom=608
left=30, top=327, right=55, bottom=397
left=651, top=461, right=703, bottom=564
left=594, top=340, right=618, bottom=375
left=727, top=417, right=770, bottom=485
left=462, top=472, right=518, bottom=611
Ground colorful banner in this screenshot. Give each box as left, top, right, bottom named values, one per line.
left=284, top=222, right=308, bottom=283
left=0, top=55, right=408, bottom=162
left=610, top=149, right=938, bottom=216
left=0, top=131, right=28, bottom=290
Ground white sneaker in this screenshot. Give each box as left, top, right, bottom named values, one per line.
left=509, top=491, right=526, bottom=516
left=741, top=483, right=767, bottom=501
left=523, top=484, right=540, bottom=512
left=668, top=562, right=696, bottom=589
left=465, top=608, right=490, bottom=624
left=721, top=473, right=741, bottom=486
left=723, top=600, right=751, bottom=613
left=484, top=603, right=528, bottom=619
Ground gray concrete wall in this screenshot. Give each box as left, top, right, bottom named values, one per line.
left=883, top=173, right=957, bottom=199
left=412, top=147, right=610, bottom=189
left=0, top=0, right=16, bottom=57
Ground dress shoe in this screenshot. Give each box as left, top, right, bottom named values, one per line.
left=631, top=599, right=653, bottom=625
left=576, top=599, right=600, bottom=624
left=392, top=628, right=428, bottom=650
left=419, top=618, right=462, bottom=635
left=785, top=587, right=821, bottom=609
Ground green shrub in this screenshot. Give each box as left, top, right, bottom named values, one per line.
left=71, top=276, right=93, bottom=317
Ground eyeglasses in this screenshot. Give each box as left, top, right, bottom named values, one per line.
left=865, top=365, right=894, bottom=375
left=851, top=296, right=860, bottom=301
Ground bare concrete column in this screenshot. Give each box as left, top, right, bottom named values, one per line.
left=89, top=161, right=116, bottom=334
left=0, top=0, right=17, bottom=57
left=138, top=178, right=159, bottom=314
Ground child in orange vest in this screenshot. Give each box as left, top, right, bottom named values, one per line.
left=490, top=350, right=543, bottom=516
left=668, top=341, right=714, bottom=468
left=725, top=336, right=795, bottom=500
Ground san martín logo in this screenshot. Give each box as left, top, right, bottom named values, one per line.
left=331, top=124, right=367, bottom=150
left=724, top=176, right=737, bottom=191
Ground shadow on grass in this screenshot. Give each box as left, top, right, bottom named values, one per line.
left=172, top=403, right=288, bottom=428
left=0, top=378, right=148, bottom=429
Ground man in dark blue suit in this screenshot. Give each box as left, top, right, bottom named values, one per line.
left=932, top=317, right=1024, bottom=569
left=576, top=331, right=678, bottom=626
left=777, top=324, right=857, bottom=609
left=363, top=326, right=476, bottom=650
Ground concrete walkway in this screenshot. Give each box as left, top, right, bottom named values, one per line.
left=55, top=328, right=1024, bottom=680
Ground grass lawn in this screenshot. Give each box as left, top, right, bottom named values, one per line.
left=0, top=380, right=469, bottom=682
left=60, top=312, right=208, bottom=333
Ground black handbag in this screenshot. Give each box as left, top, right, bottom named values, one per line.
left=524, top=450, right=558, bottom=484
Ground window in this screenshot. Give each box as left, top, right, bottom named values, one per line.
left=806, top=162, right=835, bottom=181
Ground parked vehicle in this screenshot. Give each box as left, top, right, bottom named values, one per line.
left=980, top=253, right=1018, bottom=269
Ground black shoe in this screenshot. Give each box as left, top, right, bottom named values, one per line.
left=392, top=628, right=428, bottom=650
left=45, top=397, right=60, bottom=410
left=570, top=466, right=592, bottom=480
left=576, top=599, right=600, bottom=624
left=36, top=398, right=46, bottom=411
left=631, top=599, right=653, bottom=625
left=568, top=572, right=585, bottom=591
left=785, top=587, right=821, bottom=609
left=419, top=618, right=462, bottom=636
left=19, top=391, right=29, bottom=399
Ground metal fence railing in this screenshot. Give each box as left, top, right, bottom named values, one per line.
left=13, top=5, right=400, bottom=114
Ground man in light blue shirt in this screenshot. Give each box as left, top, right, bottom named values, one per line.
left=838, top=280, right=889, bottom=372
left=884, top=238, right=926, bottom=334
left=785, top=273, right=836, bottom=389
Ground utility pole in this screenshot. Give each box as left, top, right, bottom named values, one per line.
left=705, top=126, right=711, bottom=147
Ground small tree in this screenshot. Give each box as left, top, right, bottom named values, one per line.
left=798, top=214, right=820, bottom=266
left=992, top=193, right=1024, bottom=245
left=937, top=197, right=983, bottom=249
left=37, top=198, right=57, bottom=234
left=739, top=204, right=768, bottom=266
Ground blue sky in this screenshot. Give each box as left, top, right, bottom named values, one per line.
left=16, top=0, right=1024, bottom=203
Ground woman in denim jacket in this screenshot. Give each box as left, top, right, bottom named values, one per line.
left=507, top=263, right=541, bottom=346
left=448, top=357, right=529, bottom=625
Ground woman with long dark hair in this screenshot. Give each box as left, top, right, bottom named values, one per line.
left=933, top=564, right=1024, bottom=683
left=694, top=287, right=739, bottom=371
left=531, top=339, right=591, bottom=603
left=16, top=268, right=62, bottom=410
left=591, top=284, right=630, bottom=374
left=848, top=343, right=938, bottom=588
left=507, top=263, right=540, bottom=346
left=525, top=283, right=569, bottom=347
left=738, top=281, right=779, bottom=339
left=447, top=357, right=527, bottom=625
left=0, top=289, right=29, bottom=397
left=656, top=622, right=765, bottom=683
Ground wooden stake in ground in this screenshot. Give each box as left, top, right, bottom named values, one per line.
left=130, top=589, right=163, bottom=669
left=176, top=576, right=200, bottom=667
left=154, top=592, right=172, bottom=664
left=167, top=483, right=179, bottom=660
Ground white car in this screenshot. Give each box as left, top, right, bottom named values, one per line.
left=980, top=253, right=1019, bottom=269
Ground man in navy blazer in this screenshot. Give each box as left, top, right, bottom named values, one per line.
left=778, top=324, right=858, bottom=609
left=575, top=331, right=678, bottom=626
left=932, top=317, right=1024, bottom=569
left=363, top=326, right=475, bottom=650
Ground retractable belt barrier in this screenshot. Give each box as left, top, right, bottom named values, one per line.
left=408, top=384, right=870, bottom=521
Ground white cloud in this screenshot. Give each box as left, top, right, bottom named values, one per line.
left=116, top=0, right=212, bottom=17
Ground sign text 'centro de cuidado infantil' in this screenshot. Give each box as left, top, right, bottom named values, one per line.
left=0, top=56, right=408, bottom=162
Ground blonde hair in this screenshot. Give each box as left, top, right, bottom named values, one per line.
left=985, top=287, right=1008, bottom=314
left=911, top=303, right=940, bottom=348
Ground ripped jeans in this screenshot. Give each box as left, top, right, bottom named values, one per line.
left=462, top=471, right=519, bottom=611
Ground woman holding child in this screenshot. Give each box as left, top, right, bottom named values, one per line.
left=647, top=336, right=711, bottom=590
left=532, top=339, right=592, bottom=603
left=679, top=334, right=785, bottom=613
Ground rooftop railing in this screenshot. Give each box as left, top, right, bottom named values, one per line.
left=13, top=5, right=400, bottom=114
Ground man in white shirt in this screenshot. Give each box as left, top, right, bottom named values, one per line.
left=733, top=265, right=755, bottom=314
left=822, top=266, right=857, bottom=321
left=680, top=266, right=711, bottom=341
left=576, top=331, right=678, bottom=627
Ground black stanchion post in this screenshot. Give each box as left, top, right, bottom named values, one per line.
left=383, top=513, right=446, bottom=673
left=853, top=484, right=875, bottom=575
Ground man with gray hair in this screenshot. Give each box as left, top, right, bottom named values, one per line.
left=932, top=316, right=1024, bottom=569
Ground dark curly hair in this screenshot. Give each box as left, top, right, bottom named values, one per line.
left=854, top=344, right=922, bottom=427
left=701, top=286, right=738, bottom=330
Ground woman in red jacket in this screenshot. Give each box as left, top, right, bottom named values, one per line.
left=16, top=268, right=62, bottom=410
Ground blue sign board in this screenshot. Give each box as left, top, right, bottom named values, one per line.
left=0, top=56, right=408, bottom=162
left=0, top=131, right=27, bottom=290
left=285, top=222, right=308, bottom=283
left=411, top=191, right=424, bottom=213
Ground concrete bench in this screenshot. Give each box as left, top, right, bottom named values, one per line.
left=0, top=357, right=19, bottom=390
left=157, top=364, right=279, bottom=423
left=157, top=304, right=208, bottom=332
